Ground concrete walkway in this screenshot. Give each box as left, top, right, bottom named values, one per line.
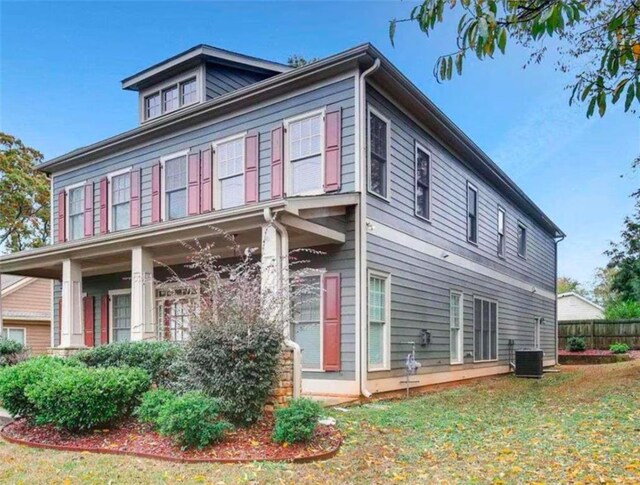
left=0, top=408, right=12, bottom=426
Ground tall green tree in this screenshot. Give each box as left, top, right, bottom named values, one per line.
left=591, top=266, right=618, bottom=306
left=557, top=276, right=588, bottom=296
left=390, top=0, right=640, bottom=118
left=0, top=133, right=50, bottom=253
left=605, top=199, right=640, bottom=302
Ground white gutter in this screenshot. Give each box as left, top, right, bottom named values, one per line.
left=358, top=58, right=380, bottom=399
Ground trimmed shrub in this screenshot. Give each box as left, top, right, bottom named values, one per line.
left=135, top=388, right=177, bottom=424
left=567, top=336, right=587, bottom=352
left=72, top=341, right=182, bottom=386
left=273, top=398, right=322, bottom=444
left=604, top=300, right=640, bottom=320
left=0, top=356, right=79, bottom=419
left=154, top=391, right=232, bottom=449
left=0, top=338, right=28, bottom=367
left=25, top=366, right=151, bottom=431
left=609, top=342, right=631, bottom=354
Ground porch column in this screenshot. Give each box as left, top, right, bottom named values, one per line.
left=60, top=259, right=84, bottom=348
left=130, top=246, right=155, bottom=341
left=261, top=221, right=289, bottom=333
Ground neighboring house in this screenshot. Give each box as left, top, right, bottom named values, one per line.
left=0, top=275, right=52, bottom=354
left=0, top=43, right=564, bottom=397
left=557, top=292, right=604, bottom=321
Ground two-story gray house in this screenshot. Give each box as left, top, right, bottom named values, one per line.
left=0, top=44, right=563, bottom=397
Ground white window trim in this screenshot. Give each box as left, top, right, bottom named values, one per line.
left=65, top=181, right=87, bottom=241
left=160, top=149, right=191, bottom=222
left=497, top=205, right=506, bottom=259
left=367, top=105, right=392, bottom=202
left=466, top=181, right=479, bottom=246
left=534, top=317, right=541, bottom=349
left=2, top=327, right=26, bottom=345
left=414, top=141, right=433, bottom=222
left=450, top=290, right=464, bottom=365
left=517, top=220, right=528, bottom=259
left=140, top=68, right=202, bottom=123
left=212, top=132, right=247, bottom=211
left=155, top=281, right=200, bottom=342
left=292, top=270, right=326, bottom=372
left=284, top=108, right=326, bottom=197
left=107, top=167, right=132, bottom=232
left=108, top=288, right=131, bottom=344
left=367, top=269, right=391, bottom=372
left=472, top=296, right=499, bottom=363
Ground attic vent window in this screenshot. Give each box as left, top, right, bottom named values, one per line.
left=143, top=76, right=199, bottom=121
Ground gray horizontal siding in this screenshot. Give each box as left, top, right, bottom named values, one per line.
left=205, top=64, right=270, bottom=100
left=366, top=86, right=556, bottom=292
left=52, top=76, right=356, bottom=242
left=367, top=233, right=556, bottom=380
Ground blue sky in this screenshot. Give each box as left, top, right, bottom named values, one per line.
left=1, top=1, right=638, bottom=285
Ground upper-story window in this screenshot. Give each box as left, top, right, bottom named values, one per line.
left=368, top=109, right=389, bottom=199
left=517, top=221, right=527, bottom=258
left=111, top=173, right=131, bottom=231
left=415, top=144, right=431, bottom=220
left=181, top=79, right=197, bottom=105
left=287, top=111, right=323, bottom=196
left=143, top=74, right=199, bottom=122
left=145, top=93, right=161, bottom=119
left=467, top=182, right=478, bottom=244
left=162, top=85, right=179, bottom=112
left=68, top=186, right=84, bottom=241
left=497, top=207, right=506, bottom=257
left=164, top=154, right=188, bottom=220
left=217, top=136, right=245, bottom=209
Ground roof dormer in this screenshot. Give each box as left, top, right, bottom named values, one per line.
left=121, top=44, right=291, bottom=124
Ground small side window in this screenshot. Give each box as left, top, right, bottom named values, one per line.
left=517, top=222, right=527, bottom=258
left=415, top=145, right=431, bottom=220
left=497, top=207, right=506, bottom=257
left=368, top=110, right=389, bottom=199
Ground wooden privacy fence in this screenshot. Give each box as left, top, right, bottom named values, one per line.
left=558, top=319, right=640, bottom=350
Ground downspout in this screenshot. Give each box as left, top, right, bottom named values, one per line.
left=358, top=58, right=381, bottom=399
left=264, top=208, right=301, bottom=399
left=554, top=234, right=565, bottom=366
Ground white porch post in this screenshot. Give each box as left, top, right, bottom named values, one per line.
left=60, top=259, right=84, bottom=348
left=261, top=221, right=289, bottom=335
left=130, top=246, right=155, bottom=341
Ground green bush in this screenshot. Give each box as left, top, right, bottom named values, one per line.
left=72, top=341, right=182, bottom=386
left=135, top=388, right=177, bottom=424
left=25, top=366, right=151, bottom=431
left=273, top=398, right=322, bottom=444
left=604, top=300, right=640, bottom=320
left=0, top=356, right=79, bottom=419
left=567, top=336, right=587, bottom=352
left=609, top=342, right=631, bottom=354
left=154, top=391, right=232, bottom=449
left=0, top=338, right=28, bottom=367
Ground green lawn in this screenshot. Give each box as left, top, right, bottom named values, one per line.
left=2, top=360, right=639, bottom=484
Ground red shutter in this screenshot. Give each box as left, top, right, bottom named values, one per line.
left=99, top=177, right=109, bottom=234
left=151, top=163, right=162, bottom=223
left=84, top=182, right=94, bottom=237
left=83, top=296, right=95, bottom=347
left=245, top=132, right=259, bottom=204
left=130, top=169, right=141, bottom=227
left=100, top=294, right=109, bottom=345
left=188, top=152, right=201, bottom=215
left=57, top=190, right=66, bottom=243
left=323, top=273, right=342, bottom=371
left=324, top=109, right=342, bottom=192
left=271, top=125, right=284, bottom=199
left=200, top=149, right=213, bottom=213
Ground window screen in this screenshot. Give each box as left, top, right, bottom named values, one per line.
left=369, top=113, right=388, bottom=198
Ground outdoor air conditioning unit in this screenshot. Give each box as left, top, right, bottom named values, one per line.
left=514, top=349, right=544, bottom=378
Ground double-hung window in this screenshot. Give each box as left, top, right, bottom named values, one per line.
left=288, top=112, right=323, bottom=195
left=111, top=291, right=132, bottom=343
left=467, top=182, right=478, bottom=244
left=164, top=155, right=188, bottom=220
left=156, top=284, right=199, bottom=342
left=497, top=207, right=506, bottom=257
left=368, top=271, right=390, bottom=370
left=368, top=110, right=389, bottom=198
left=111, top=173, right=130, bottom=231
left=1, top=328, right=25, bottom=345
left=291, top=275, right=322, bottom=370
left=474, top=297, right=497, bottom=362
left=145, top=93, right=161, bottom=119
left=162, top=85, right=179, bottom=112
left=181, top=78, right=197, bottom=105
left=415, top=144, right=431, bottom=220
left=143, top=74, right=199, bottom=121
left=517, top=222, right=527, bottom=258
left=450, top=291, right=464, bottom=364
left=217, top=136, right=245, bottom=209
left=68, top=186, right=84, bottom=241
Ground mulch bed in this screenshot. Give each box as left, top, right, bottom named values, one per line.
left=1, top=416, right=342, bottom=464
left=558, top=349, right=638, bottom=365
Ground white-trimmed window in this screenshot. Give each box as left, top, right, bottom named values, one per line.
left=368, top=108, right=390, bottom=199
left=497, top=206, right=506, bottom=257
left=286, top=110, right=324, bottom=196
left=156, top=284, right=199, bottom=342
left=163, top=152, right=188, bottom=220
left=467, top=182, right=478, bottom=244
left=517, top=221, right=527, bottom=258
left=145, top=93, right=161, bottom=119
left=67, top=185, right=85, bottom=241
left=415, top=144, right=431, bottom=220
left=450, top=291, right=464, bottom=364
left=291, top=274, right=323, bottom=371
left=216, top=135, right=245, bottom=209
left=474, top=297, right=498, bottom=362
left=368, top=270, right=391, bottom=371
left=534, top=318, right=541, bottom=349
left=1, top=327, right=25, bottom=345
left=110, top=290, right=131, bottom=343
left=162, top=85, right=179, bottom=113
left=181, top=78, right=198, bottom=105
left=142, top=73, right=200, bottom=121
left=111, top=171, right=131, bottom=231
